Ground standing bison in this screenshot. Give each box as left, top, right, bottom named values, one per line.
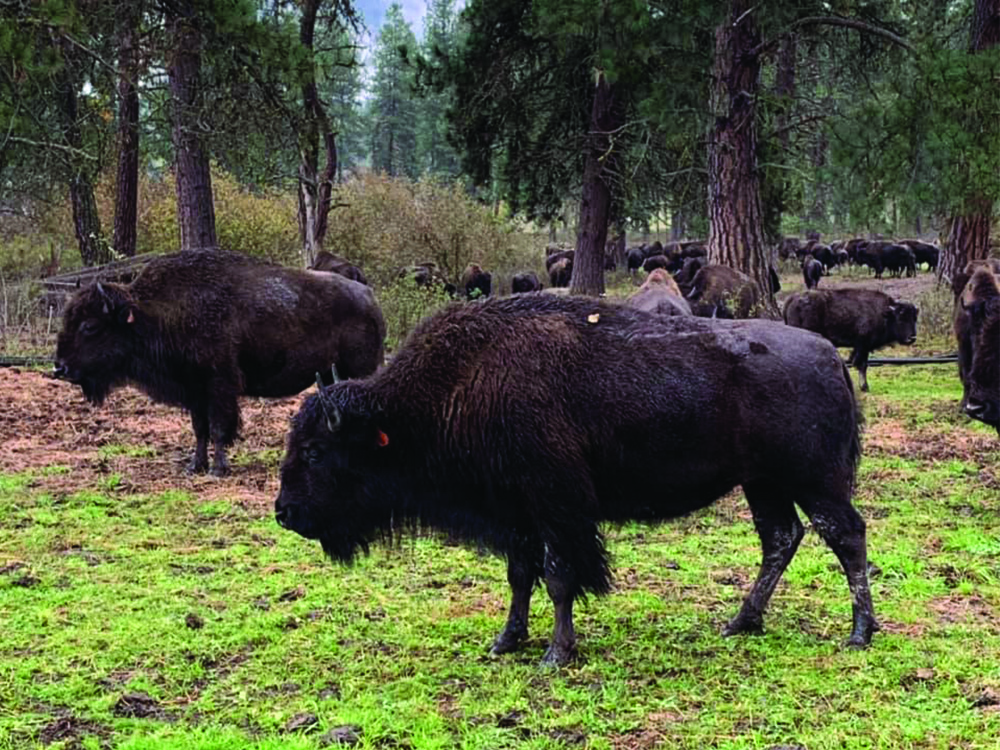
left=802, top=256, right=823, bottom=289
left=55, top=250, right=386, bottom=476
left=626, top=268, right=691, bottom=316
left=955, top=265, right=1000, bottom=431
left=310, top=251, right=369, bottom=285
left=784, top=289, right=918, bottom=391
left=461, top=263, right=492, bottom=300
left=275, top=295, right=877, bottom=666
left=511, top=271, right=542, bottom=294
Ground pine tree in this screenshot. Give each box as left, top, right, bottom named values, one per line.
left=416, top=0, right=461, bottom=177
left=368, top=4, right=419, bottom=179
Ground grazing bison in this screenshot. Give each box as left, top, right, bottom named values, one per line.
left=855, top=241, right=887, bottom=277
left=626, top=247, right=645, bottom=276
left=461, top=263, right=492, bottom=300
left=673, top=256, right=707, bottom=294
left=55, top=250, right=386, bottom=476
left=778, top=236, right=801, bottom=261
left=511, top=271, right=542, bottom=294
left=399, top=262, right=457, bottom=296
left=955, top=265, right=1000, bottom=430
left=803, top=255, right=823, bottom=289
left=880, top=244, right=916, bottom=278
left=686, top=265, right=762, bottom=319
left=310, top=251, right=369, bottom=286
left=548, top=257, right=573, bottom=287
left=784, top=289, right=918, bottom=391
left=626, top=268, right=691, bottom=316
left=899, top=240, right=939, bottom=272
left=275, top=295, right=876, bottom=665
left=642, top=254, right=671, bottom=274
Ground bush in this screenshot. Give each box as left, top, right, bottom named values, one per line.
left=325, top=173, right=537, bottom=286
left=376, top=276, right=455, bottom=355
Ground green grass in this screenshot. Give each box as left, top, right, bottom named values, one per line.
left=2, top=366, right=999, bottom=749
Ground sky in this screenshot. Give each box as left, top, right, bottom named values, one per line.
left=355, top=0, right=433, bottom=41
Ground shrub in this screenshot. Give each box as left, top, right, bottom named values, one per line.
left=376, top=276, right=454, bottom=355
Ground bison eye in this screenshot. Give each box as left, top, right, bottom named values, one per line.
left=80, top=320, right=100, bottom=337
left=304, top=446, right=322, bottom=465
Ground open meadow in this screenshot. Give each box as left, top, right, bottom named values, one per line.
left=2, top=266, right=999, bottom=750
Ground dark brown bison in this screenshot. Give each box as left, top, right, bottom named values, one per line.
left=275, top=295, right=876, bottom=665
left=880, top=244, right=916, bottom=278
left=642, top=254, right=671, bottom=274
left=686, top=265, right=762, bottom=319
left=625, top=268, right=691, bottom=316
left=784, top=289, right=918, bottom=391
left=511, top=271, right=542, bottom=294
left=549, top=257, right=573, bottom=287
left=55, top=250, right=386, bottom=476
left=310, top=251, right=369, bottom=285
left=950, top=258, right=1000, bottom=303
left=778, top=236, right=801, bottom=261
left=461, top=263, right=492, bottom=300
left=899, top=240, right=939, bottom=271
left=626, top=247, right=645, bottom=275
left=399, top=262, right=457, bottom=296
left=955, top=265, right=1000, bottom=431
left=803, top=256, right=823, bottom=289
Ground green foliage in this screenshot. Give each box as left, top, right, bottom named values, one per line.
left=376, top=276, right=454, bottom=354
left=324, top=172, right=536, bottom=284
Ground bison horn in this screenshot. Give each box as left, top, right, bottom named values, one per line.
left=96, top=281, right=110, bottom=314
left=331, top=364, right=341, bottom=384
left=315, top=372, right=342, bottom=433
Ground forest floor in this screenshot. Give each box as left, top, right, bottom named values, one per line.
left=2, top=264, right=998, bottom=749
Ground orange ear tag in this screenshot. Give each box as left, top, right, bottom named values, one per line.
left=127, top=310, right=135, bottom=324
left=377, top=430, right=389, bottom=448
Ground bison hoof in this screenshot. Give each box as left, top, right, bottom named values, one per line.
left=722, top=614, right=764, bottom=637
left=845, top=620, right=879, bottom=649
left=210, top=463, right=230, bottom=478
left=540, top=643, right=577, bottom=668
left=186, top=457, right=209, bottom=475
left=490, top=629, right=527, bottom=656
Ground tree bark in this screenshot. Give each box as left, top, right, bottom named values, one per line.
left=167, top=2, right=217, bottom=251
left=940, top=0, right=999, bottom=291
left=113, top=0, right=141, bottom=258
left=707, top=0, right=776, bottom=316
left=55, top=39, right=107, bottom=267
left=570, top=70, right=620, bottom=296
left=297, top=0, right=338, bottom=266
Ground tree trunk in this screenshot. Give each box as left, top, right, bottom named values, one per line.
left=167, top=2, right=217, bottom=251
left=940, top=0, right=999, bottom=290
left=707, top=0, right=776, bottom=316
left=55, top=40, right=107, bottom=267
left=297, top=0, right=338, bottom=266
left=113, top=0, right=141, bottom=258
left=570, top=70, right=620, bottom=296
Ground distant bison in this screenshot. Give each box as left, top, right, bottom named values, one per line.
left=899, top=240, right=939, bottom=271
left=642, top=254, right=671, bottom=274
left=511, top=271, right=542, bottom=294
left=626, top=268, right=691, bottom=317
left=55, top=250, right=386, bottom=475
left=802, top=255, right=823, bottom=289
left=626, top=247, right=645, bottom=275
left=955, top=263, right=1000, bottom=430
left=310, top=251, right=369, bottom=286
left=461, top=263, right=492, bottom=300
left=880, top=244, right=916, bottom=278
left=399, top=262, right=457, bottom=296
left=784, top=289, right=918, bottom=391
left=549, top=257, right=573, bottom=287
left=275, top=295, right=876, bottom=665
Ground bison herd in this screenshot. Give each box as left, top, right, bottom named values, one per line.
left=52, top=240, right=999, bottom=667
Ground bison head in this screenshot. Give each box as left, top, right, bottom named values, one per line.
left=962, top=270, right=1000, bottom=431
left=275, top=381, right=397, bottom=564
left=887, top=301, right=918, bottom=346
left=54, top=282, right=137, bottom=405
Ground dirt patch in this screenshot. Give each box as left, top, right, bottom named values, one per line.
left=864, top=417, right=998, bottom=465
left=38, top=713, right=111, bottom=748
left=0, top=368, right=305, bottom=513
left=929, top=595, right=999, bottom=629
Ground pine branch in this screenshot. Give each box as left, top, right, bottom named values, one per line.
left=750, top=16, right=915, bottom=59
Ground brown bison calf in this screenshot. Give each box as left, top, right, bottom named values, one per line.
left=276, top=295, right=876, bottom=666
left=784, top=289, right=918, bottom=392
left=55, top=250, right=386, bottom=476
left=626, top=268, right=691, bottom=316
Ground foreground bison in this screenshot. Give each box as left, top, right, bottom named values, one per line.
left=275, top=295, right=877, bottom=665
left=955, top=265, right=1000, bottom=431
left=55, top=250, right=386, bottom=475
left=784, top=289, right=918, bottom=392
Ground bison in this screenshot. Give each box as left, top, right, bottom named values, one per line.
left=626, top=247, right=645, bottom=276
left=899, top=240, right=939, bottom=272
left=625, top=268, right=691, bottom=316
left=548, top=257, right=573, bottom=288
left=310, top=251, right=369, bottom=286
left=784, top=289, right=918, bottom=391
left=399, top=262, right=457, bottom=297
left=955, top=264, right=1000, bottom=430
left=803, top=255, right=823, bottom=289
left=275, top=294, right=876, bottom=665
left=55, top=250, right=386, bottom=476
left=511, top=271, right=542, bottom=294
left=461, top=263, right=492, bottom=300
left=686, top=265, right=762, bottom=319
left=880, top=244, right=916, bottom=278
left=642, top=254, right=671, bottom=274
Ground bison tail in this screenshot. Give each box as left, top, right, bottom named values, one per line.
left=842, top=360, right=864, bottom=484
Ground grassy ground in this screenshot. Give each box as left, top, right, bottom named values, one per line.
left=2, top=361, right=999, bottom=749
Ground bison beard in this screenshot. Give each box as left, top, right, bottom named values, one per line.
left=275, top=295, right=876, bottom=666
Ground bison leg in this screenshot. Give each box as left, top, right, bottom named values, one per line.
left=207, top=386, right=241, bottom=477
left=541, top=545, right=578, bottom=667
left=854, top=349, right=871, bottom=392
left=798, top=495, right=879, bottom=648
left=491, top=539, right=543, bottom=656
left=724, top=488, right=804, bottom=637
left=187, top=406, right=211, bottom=474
